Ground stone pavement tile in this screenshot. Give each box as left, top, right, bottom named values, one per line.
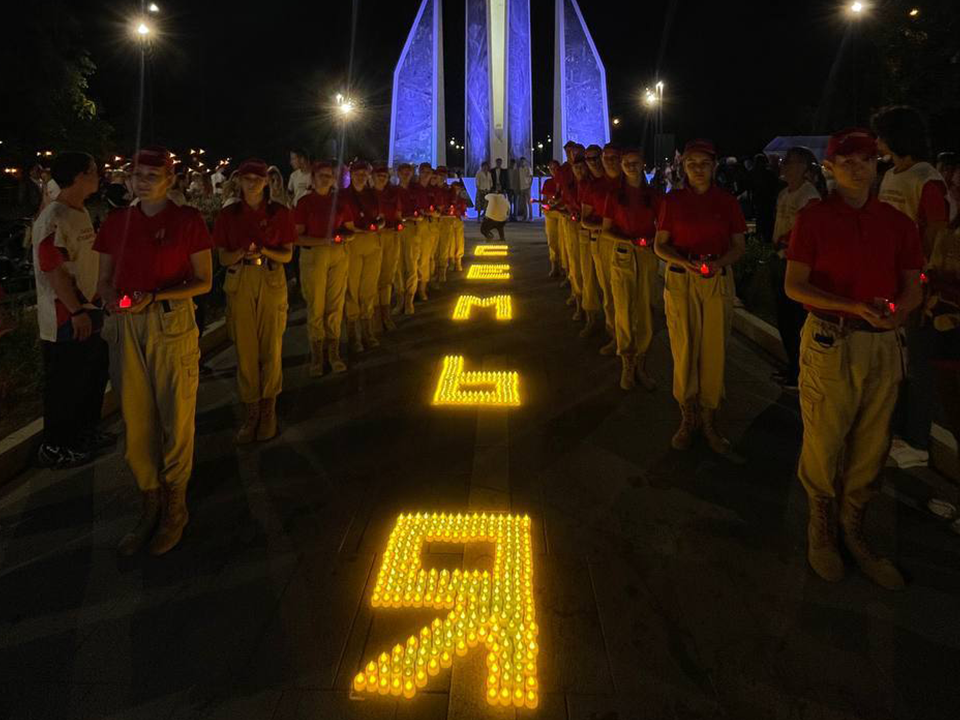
left=565, top=693, right=685, bottom=720
left=0, top=682, right=89, bottom=720
left=240, top=552, right=376, bottom=690
left=273, top=688, right=445, bottom=720
left=446, top=648, right=517, bottom=720
left=508, top=491, right=546, bottom=557
left=586, top=557, right=718, bottom=712
left=162, top=687, right=282, bottom=720
left=533, top=553, right=614, bottom=696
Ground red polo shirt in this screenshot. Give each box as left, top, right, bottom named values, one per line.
left=542, top=178, right=560, bottom=202
left=787, top=193, right=924, bottom=316
left=376, top=186, right=401, bottom=226
left=294, top=190, right=354, bottom=240
left=94, top=203, right=212, bottom=294
left=212, top=201, right=296, bottom=251
left=344, top=186, right=380, bottom=230
left=415, top=182, right=437, bottom=214
left=657, top=185, right=747, bottom=257
left=603, top=182, right=660, bottom=244
left=581, top=174, right=619, bottom=223
left=396, top=184, right=420, bottom=218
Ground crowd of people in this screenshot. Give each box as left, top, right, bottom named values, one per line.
left=14, top=103, right=960, bottom=587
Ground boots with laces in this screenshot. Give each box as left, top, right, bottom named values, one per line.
left=117, top=489, right=160, bottom=556
left=700, top=407, right=731, bottom=456
left=257, top=397, right=277, bottom=441
left=807, top=496, right=844, bottom=582
left=327, top=340, right=347, bottom=373
left=149, top=483, right=189, bottom=556
left=362, top=317, right=380, bottom=348
left=671, top=402, right=699, bottom=450
left=308, top=341, right=324, bottom=377
left=235, top=402, right=260, bottom=445
left=841, top=503, right=905, bottom=590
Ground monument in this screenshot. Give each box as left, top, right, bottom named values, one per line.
left=389, top=0, right=608, bottom=175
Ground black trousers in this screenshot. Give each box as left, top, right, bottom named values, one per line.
left=41, top=335, right=109, bottom=449
left=480, top=217, right=506, bottom=241
left=770, top=255, right=806, bottom=382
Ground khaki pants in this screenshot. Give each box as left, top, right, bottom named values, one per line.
left=578, top=228, right=600, bottom=312
left=299, top=243, right=349, bottom=342
left=593, top=232, right=615, bottom=333
left=397, top=223, right=421, bottom=297
left=610, top=241, right=658, bottom=357
left=545, top=212, right=561, bottom=265
left=346, top=231, right=383, bottom=321
left=114, top=300, right=199, bottom=492
left=418, top=220, right=439, bottom=283
left=453, top=220, right=465, bottom=262
left=224, top=262, right=288, bottom=404
left=562, top=217, right=582, bottom=297
left=436, top=217, right=456, bottom=270
left=797, top=316, right=903, bottom=509
left=663, top=265, right=735, bottom=410
left=377, top=229, right=400, bottom=306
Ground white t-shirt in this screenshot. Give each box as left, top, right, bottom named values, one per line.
left=475, top=169, right=492, bottom=191
left=287, top=168, right=313, bottom=206
left=773, top=181, right=821, bottom=245
left=31, top=201, right=98, bottom=342
left=484, top=193, right=510, bottom=222
left=878, top=161, right=945, bottom=225
left=46, top=178, right=61, bottom=200
left=518, top=165, right=533, bottom=190
left=211, top=170, right=225, bottom=195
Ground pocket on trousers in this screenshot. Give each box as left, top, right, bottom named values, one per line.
left=159, top=302, right=196, bottom=338
left=223, top=267, right=240, bottom=294
left=101, top=312, right=120, bottom=344
left=265, top=263, right=287, bottom=290
left=181, top=350, right=200, bottom=399
left=799, top=384, right=824, bottom=423
left=800, top=336, right=844, bottom=381
left=613, top=245, right=632, bottom=272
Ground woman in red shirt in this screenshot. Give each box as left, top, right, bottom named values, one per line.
left=212, top=159, right=295, bottom=444
left=373, top=166, right=401, bottom=332
left=539, top=160, right=564, bottom=278
left=602, top=148, right=660, bottom=391
left=94, top=146, right=213, bottom=557
left=343, top=161, right=384, bottom=353
left=655, top=139, right=746, bottom=454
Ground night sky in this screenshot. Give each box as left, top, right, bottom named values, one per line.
left=70, top=0, right=861, bottom=167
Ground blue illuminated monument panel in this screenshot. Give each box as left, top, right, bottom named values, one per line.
left=389, top=0, right=446, bottom=168
left=464, top=0, right=533, bottom=176
left=553, top=0, right=609, bottom=159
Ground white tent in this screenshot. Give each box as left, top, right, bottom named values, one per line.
left=763, top=136, right=830, bottom=162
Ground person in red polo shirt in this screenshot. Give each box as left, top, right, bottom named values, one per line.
left=212, top=159, right=295, bottom=444
left=94, top=146, right=214, bottom=557
left=294, top=161, right=354, bottom=376
left=556, top=141, right=582, bottom=300
left=539, top=160, right=563, bottom=278
left=786, top=128, right=923, bottom=590
left=655, top=139, right=746, bottom=455
left=394, top=163, right=421, bottom=314
left=344, top=160, right=384, bottom=352
left=582, top=143, right=623, bottom=348
left=602, top=148, right=660, bottom=392
left=433, top=166, right=456, bottom=285
left=415, top=163, right=439, bottom=301
left=373, top=165, right=401, bottom=332
left=562, top=152, right=587, bottom=319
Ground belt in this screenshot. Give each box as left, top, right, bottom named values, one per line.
left=668, top=265, right=727, bottom=277
left=811, top=311, right=893, bottom=333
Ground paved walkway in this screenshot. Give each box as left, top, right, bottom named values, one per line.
left=1, top=222, right=959, bottom=720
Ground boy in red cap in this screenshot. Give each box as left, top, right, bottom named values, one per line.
left=786, top=127, right=923, bottom=590
left=433, top=166, right=455, bottom=285
left=94, top=146, right=213, bottom=556
left=294, top=161, right=354, bottom=376
left=581, top=143, right=622, bottom=346
left=373, top=165, right=401, bottom=331
left=539, top=160, right=564, bottom=278
left=394, top=163, right=420, bottom=314
left=213, top=159, right=295, bottom=444
left=655, top=139, right=746, bottom=455
left=415, top=163, right=439, bottom=301
left=343, top=160, right=384, bottom=352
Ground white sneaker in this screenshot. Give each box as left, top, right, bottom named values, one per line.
left=928, top=498, right=958, bottom=520
left=888, top=437, right=929, bottom=469
left=951, top=517, right=960, bottom=536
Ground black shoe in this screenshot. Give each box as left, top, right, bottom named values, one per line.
left=37, top=444, right=93, bottom=470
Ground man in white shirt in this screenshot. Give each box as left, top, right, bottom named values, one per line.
left=475, top=161, right=492, bottom=217
left=32, top=152, right=111, bottom=469
left=287, top=148, right=313, bottom=206
left=210, top=166, right=226, bottom=196
left=481, top=192, right=510, bottom=241
left=517, top=157, right=533, bottom=221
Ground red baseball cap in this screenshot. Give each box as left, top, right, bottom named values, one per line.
left=311, top=160, right=333, bottom=173
left=435, top=166, right=448, bottom=174
left=585, top=144, right=603, bottom=155
left=563, top=140, right=578, bottom=149
left=349, top=159, right=369, bottom=171
left=682, top=139, right=717, bottom=159
left=237, top=158, right=268, bottom=177
left=825, top=128, right=878, bottom=161
left=373, top=165, right=389, bottom=174
left=397, top=162, right=413, bottom=171
left=133, top=146, right=173, bottom=170
left=418, top=162, right=433, bottom=170
left=602, top=143, right=621, bottom=155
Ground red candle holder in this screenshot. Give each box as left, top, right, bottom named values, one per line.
left=397, top=223, right=405, bottom=231
left=119, top=294, right=132, bottom=309
left=699, top=263, right=711, bottom=277
left=920, top=272, right=929, bottom=284
left=369, top=223, right=377, bottom=231
left=637, top=237, right=648, bottom=247
left=334, top=234, right=343, bottom=243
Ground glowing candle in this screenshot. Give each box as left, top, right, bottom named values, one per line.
left=465, top=264, right=511, bottom=281
left=431, top=356, right=521, bottom=407
left=451, top=295, right=513, bottom=321
left=119, top=294, right=132, bottom=309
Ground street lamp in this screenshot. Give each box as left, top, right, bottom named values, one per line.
left=612, top=117, right=621, bottom=127
left=135, top=21, right=151, bottom=38
left=849, top=2, right=864, bottom=13
left=148, top=3, right=160, bottom=12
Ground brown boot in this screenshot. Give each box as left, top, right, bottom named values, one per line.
left=700, top=407, right=731, bottom=455
left=635, top=355, right=657, bottom=392
left=417, top=281, right=429, bottom=302
left=117, top=489, right=160, bottom=557
left=807, top=496, right=845, bottom=582
left=404, top=292, right=416, bottom=315
left=599, top=338, right=618, bottom=356
left=256, top=397, right=277, bottom=441
left=620, top=354, right=637, bottom=391
left=309, top=341, right=325, bottom=377
left=579, top=312, right=599, bottom=339
left=455, top=258, right=463, bottom=272
left=671, top=402, right=699, bottom=450
left=362, top=317, right=380, bottom=348
left=565, top=293, right=576, bottom=307
left=235, top=402, right=260, bottom=445
left=380, top=304, right=397, bottom=331
left=571, top=296, right=583, bottom=322
left=549, top=262, right=559, bottom=278
left=148, top=484, right=189, bottom=556
left=327, top=340, right=347, bottom=373
left=348, top=321, right=364, bottom=353
left=840, top=503, right=905, bottom=590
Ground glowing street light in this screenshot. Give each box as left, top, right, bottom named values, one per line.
left=148, top=2, right=160, bottom=12
left=612, top=117, right=621, bottom=126
left=643, top=88, right=657, bottom=107
left=135, top=21, right=151, bottom=37
left=849, top=2, right=864, bottom=14
left=908, top=7, right=919, bottom=17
